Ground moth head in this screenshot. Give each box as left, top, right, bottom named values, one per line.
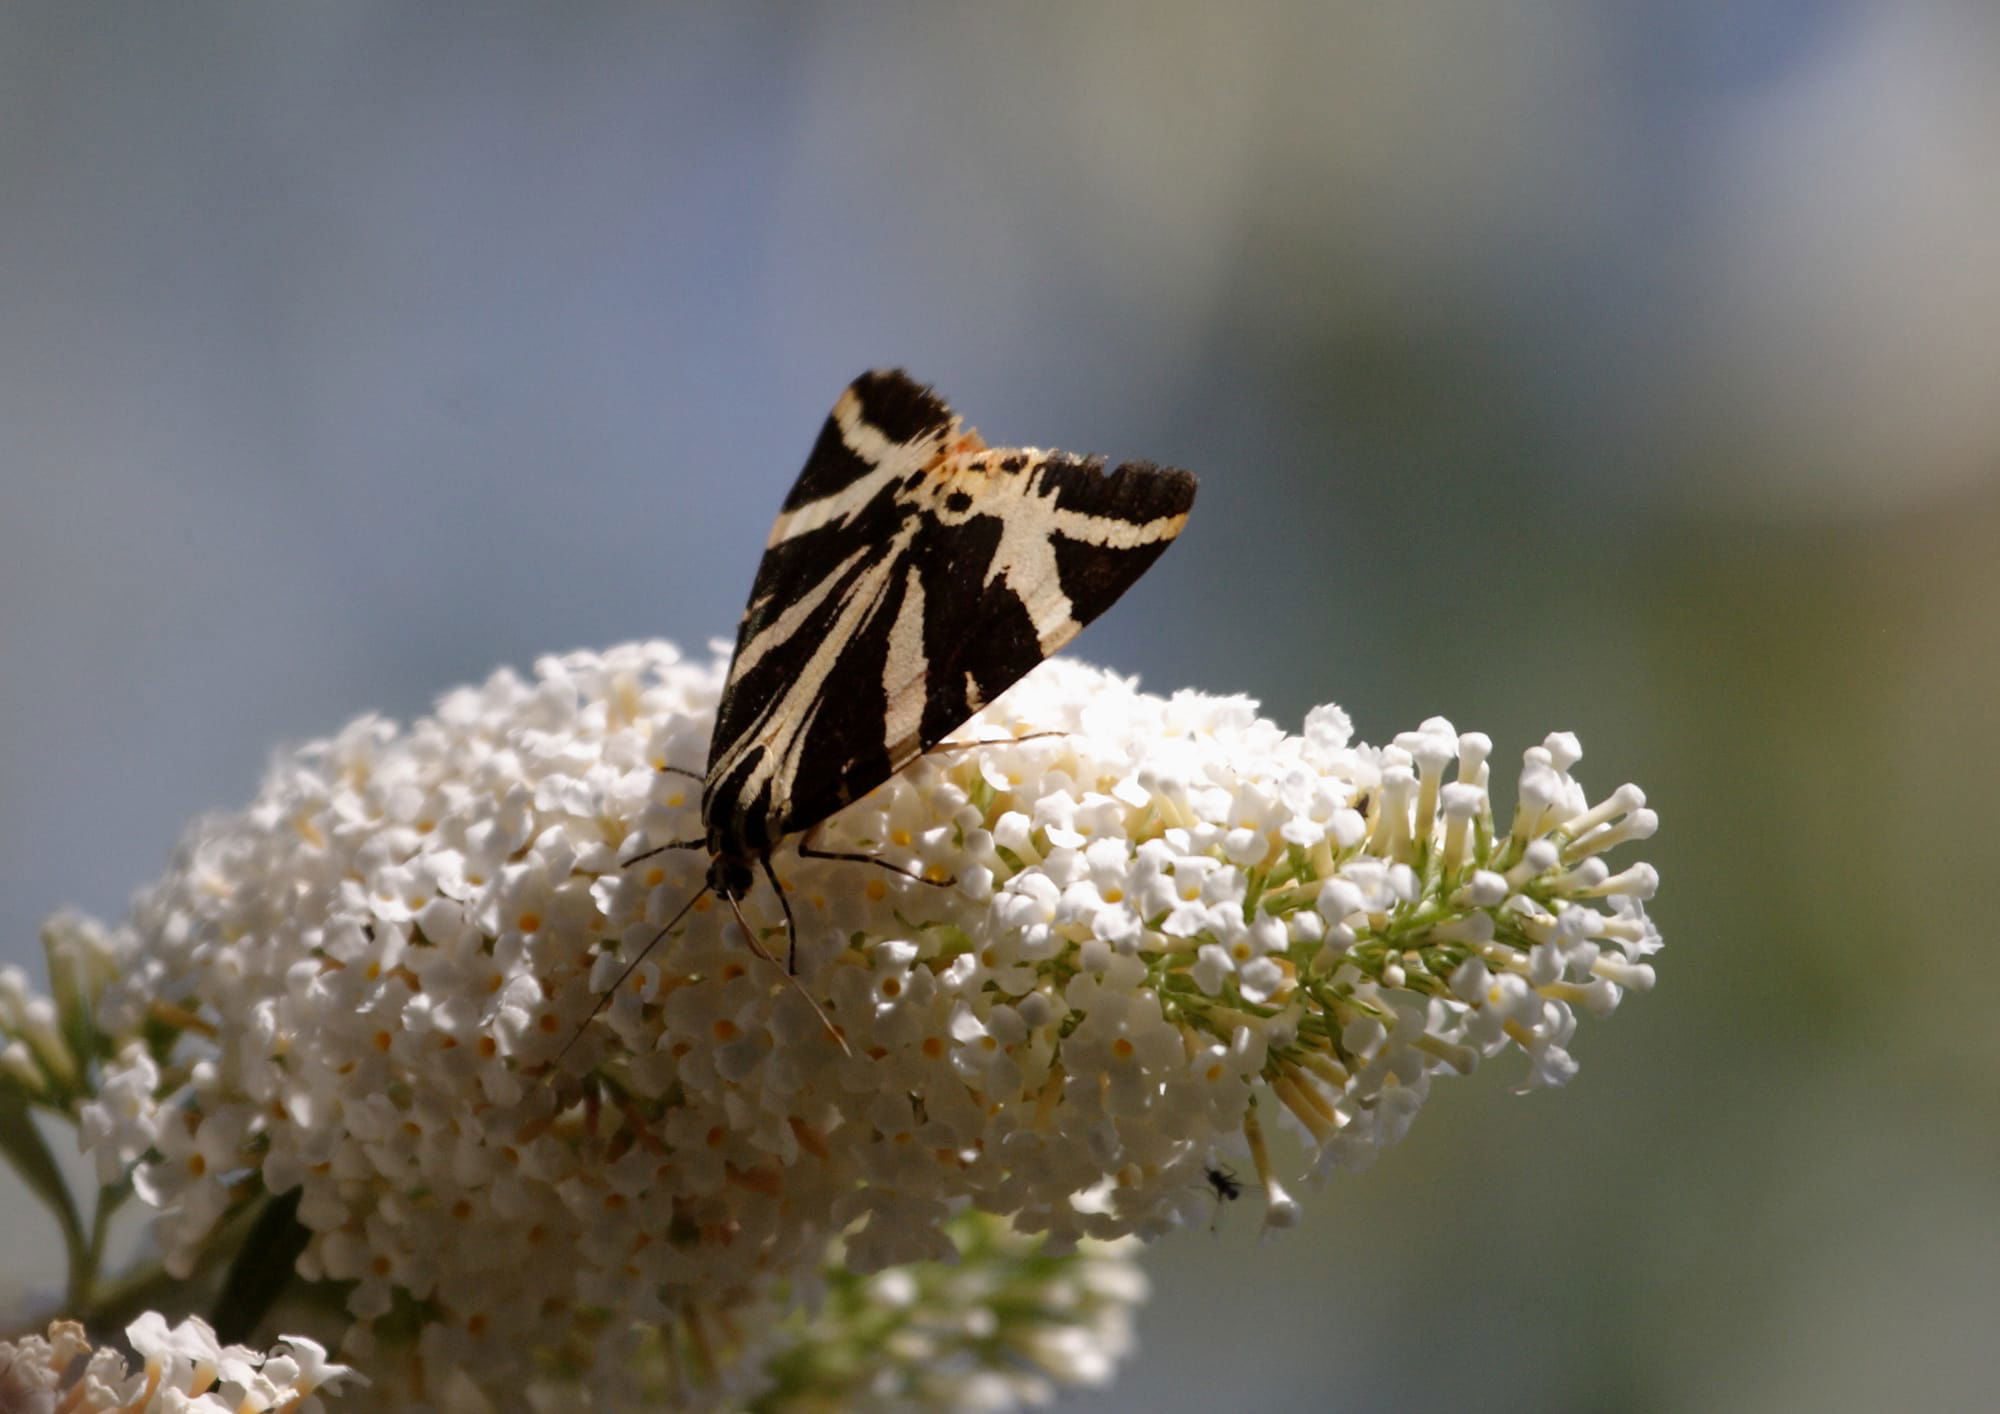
left=706, top=851, right=756, bottom=902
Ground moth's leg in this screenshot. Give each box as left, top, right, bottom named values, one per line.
left=621, top=838, right=706, bottom=867
left=758, top=854, right=801, bottom=973
left=622, top=764, right=708, bottom=865
left=795, top=821, right=957, bottom=889
left=922, top=730, right=1061, bottom=760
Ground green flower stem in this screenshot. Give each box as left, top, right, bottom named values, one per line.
left=0, top=1090, right=87, bottom=1306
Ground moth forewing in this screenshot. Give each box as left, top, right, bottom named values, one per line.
left=705, top=374, right=1192, bottom=854
left=582, top=369, right=1196, bottom=1058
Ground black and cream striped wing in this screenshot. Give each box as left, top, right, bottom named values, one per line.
left=703, top=369, right=1195, bottom=845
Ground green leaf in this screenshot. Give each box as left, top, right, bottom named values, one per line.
left=210, top=1187, right=309, bottom=1345
left=0, top=1088, right=87, bottom=1286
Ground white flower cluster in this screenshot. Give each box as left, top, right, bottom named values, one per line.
left=1, top=912, right=123, bottom=1105
left=761, top=1213, right=1144, bottom=1412
left=0, top=1314, right=357, bottom=1413
left=79, top=641, right=1660, bottom=1405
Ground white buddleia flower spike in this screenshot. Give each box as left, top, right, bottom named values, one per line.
left=64, top=641, right=1661, bottom=1406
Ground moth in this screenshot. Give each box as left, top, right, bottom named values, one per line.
left=583, top=369, right=1197, bottom=1048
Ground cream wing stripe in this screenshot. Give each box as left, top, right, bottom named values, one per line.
left=766, top=392, right=956, bottom=545
left=731, top=543, right=874, bottom=680
left=771, top=544, right=906, bottom=809
left=976, top=490, right=1079, bottom=653
left=767, top=465, right=903, bottom=544
left=1044, top=504, right=1190, bottom=548
left=882, top=563, right=928, bottom=758
left=711, top=524, right=916, bottom=819
left=831, top=387, right=898, bottom=467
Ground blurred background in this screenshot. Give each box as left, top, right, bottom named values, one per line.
left=3, top=3, right=1996, bottom=1409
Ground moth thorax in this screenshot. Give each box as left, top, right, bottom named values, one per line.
left=703, top=748, right=777, bottom=851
